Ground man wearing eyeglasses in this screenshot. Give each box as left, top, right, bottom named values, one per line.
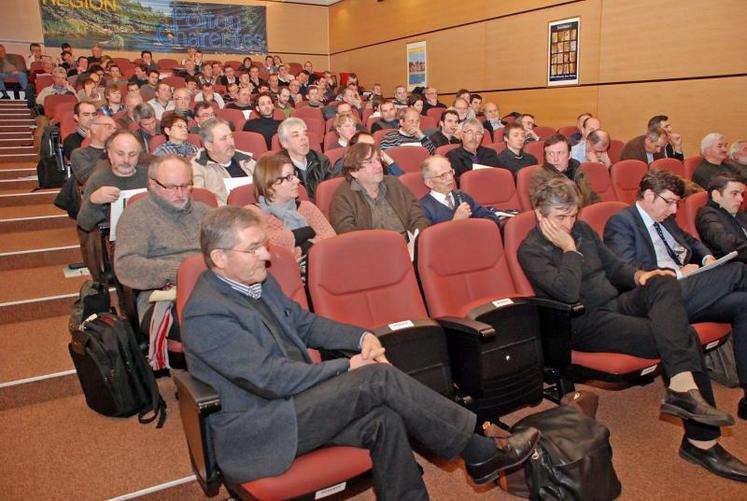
left=419, top=155, right=501, bottom=225
left=115, top=155, right=210, bottom=328
left=445, top=118, right=501, bottom=180
left=604, top=170, right=747, bottom=436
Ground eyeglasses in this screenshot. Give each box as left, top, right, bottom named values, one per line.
left=656, top=193, right=681, bottom=207
left=275, top=173, right=298, bottom=184
left=462, top=129, right=484, bottom=137
left=221, top=242, right=267, bottom=256
left=92, top=122, right=116, bottom=128
left=170, top=123, right=188, bottom=129
left=151, top=178, right=193, bottom=192
left=427, top=169, right=455, bottom=181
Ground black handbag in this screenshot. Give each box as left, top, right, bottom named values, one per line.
left=510, top=405, right=622, bottom=501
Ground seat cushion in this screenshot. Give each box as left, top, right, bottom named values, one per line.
left=572, top=351, right=660, bottom=376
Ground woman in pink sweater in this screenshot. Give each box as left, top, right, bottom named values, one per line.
left=247, top=154, right=335, bottom=259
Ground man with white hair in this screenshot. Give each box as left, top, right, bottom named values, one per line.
left=445, top=118, right=501, bottom=180
left=277, top=117, right=331, bottom=201
left=693, top=133, right=736, bottom=189
left=35, top=66, right=76, bottom=109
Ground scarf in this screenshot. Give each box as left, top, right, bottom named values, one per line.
left=257, top=196, right=308, bottom=230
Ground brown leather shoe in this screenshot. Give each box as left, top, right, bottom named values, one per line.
left=465, top=427, right=540, bottom=485
left=661, top=389, right=734, bottom=427
left=680, top=438, right=747, bottom=482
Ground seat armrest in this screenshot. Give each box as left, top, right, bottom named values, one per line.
left=524, top=297, right=585, bottom=317
left=435, top=316, right=495, bottom=338
left=370, top=318, right=440, bottom=337
left=173, top=371, right=222, bottom=416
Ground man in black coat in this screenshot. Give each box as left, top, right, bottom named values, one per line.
left=696, top=172, right=747, bottom=262
left=520, top=176, right=747, bottom=483
left=445, top=118, right=501, bottom=181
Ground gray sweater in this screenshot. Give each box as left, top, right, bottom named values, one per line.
left=70, top=146, right=106, bottom=186
left=77, top=165, right=148, bottom=231
left=113, top=193, right=210, bottom=316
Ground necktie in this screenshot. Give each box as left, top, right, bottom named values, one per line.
left=446, top=194, right=455, bottom=210
left=653, top=222, right=683, bottom=266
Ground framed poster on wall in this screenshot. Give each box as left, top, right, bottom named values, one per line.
left=548, top=17, right=580, bottom=86
left=406, top=41, right=427, bottom=91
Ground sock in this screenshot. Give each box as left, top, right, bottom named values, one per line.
left=460, top=434, right=496, bottom=464
left=687, top=438, right=718, bottom=450
left=669, top=372, right=698, bottom=392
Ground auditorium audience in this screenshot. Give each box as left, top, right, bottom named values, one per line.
left=482, top=102, right=503, bottom=142
left=0, top=44, right=28, bottom=99
left=100, top=84, right=124, bottom=117
left=380, top=108, right=436, bottom=153
left=139, top=69, right=160, bottom=102
left=519, top=176, right=746, bottom=482
left=276, top=117, right=331, bottom=201
left=131, top=103, right=159, bottom=154
left=370, top=100, right=399, bottom=133
left=518, top=113, right=541, bottom=143
left=696, top=171, right=747, bottom=264
left=648, top=115, right=684, bottom=161
left=445, top=118, right=500, bottom=180
left=421, top=86, right=446, bottom=116
left=192, top=118, right=256, bottom=205
left=393, top=85, right=408, bottom=108
left=63, top=101, right=97, bottom=160
left=569, top=112, right=592, bottom=145
left=728, top=140, right=747, bottom=173
left=569, top=117, right=601, bottom=161
left=429, top=109, right=462, bottom=148
left=35, top=66, right=76, bottom=109
left=245, top=154, right=335, bottom=258
left=148, top=82, right=175, bottom=121
left=330, top=142, right=429, bottom=237
left=496, top=123, right=539, bottom=175
left=571, top=129, right=612, bottom=167
left=114, top=155, right=210, bottom=320
left=242, top=92, right=281, bottom=149
left=153, top=114, right=198, bottom=158
left=620, top=126, right=669, bottom=164
left=191, top=102, right=216, bottom=132
left=693, top=133, right=735, bottom=189
left=77, top=130, right=148, bottom=232
left=531, top=134, right=599, bottom=207
left=226, top=86, right=253, bottom=112
left=194, top=82, right=225, bottom=109
left=76, top=76, right=105, bottom=108
left=332, top=112, right=357, bottom=150
left=604, top=169, right=747, bottom=425
left=420, top=155, right=501, bottom=225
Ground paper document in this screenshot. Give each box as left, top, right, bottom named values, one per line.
left=224, top=176, right=253, bottom=194
left=109, top=188, right=147, bottom=241
left=678, top=251, right=737, bottom=280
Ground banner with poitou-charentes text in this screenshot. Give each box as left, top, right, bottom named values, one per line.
left=38, top=0, right=267, bottom=54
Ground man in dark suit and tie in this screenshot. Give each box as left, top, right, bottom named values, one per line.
left=181, top=206, right=539, bottom=499
left=696, top=172, right=747, bottom=263
left=604, top=170, right=747, bottom=432
left=419, top=155, right=502, bottom=225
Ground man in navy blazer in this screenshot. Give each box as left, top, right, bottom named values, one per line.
left=604, top=170, right=747, bottom=428
left=419, top=155, right=500, bottom=225
left=182, top=206, right=539, bottom=499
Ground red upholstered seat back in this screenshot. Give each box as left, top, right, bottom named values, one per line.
left=503, top=211, right=539, bottom=296
left=683, top=191, right=709, bottom=239
left=460, top=168, right=521, bottom=209
left=398, top=172, right=429, bottom=199
left=611, top=159, right=648, bottom=204
left=308, top=231, right=427, bottom=329
left=385, top=146, right=431, bottom=173
left=579, top=162, right=616, bottom=201
left=522, top=141, right=545, bottom=163
left=578, top=201, right=628, bottom=237
left=435, top=143, right=459, bottom=156
left=416, top=219, right=517, bottom=318
left=608, top=139, right=625, bottom=164
left=683, top=156, right=704, bottom=179
left=314, top=177, right=345, bottom=220
left=650, top=157, right=685, bottom=178
left=534, top=126, right=556, bottom=141
left=233, top=131, right=268, bottom=156
left=515, top=164, right=541, bottom=211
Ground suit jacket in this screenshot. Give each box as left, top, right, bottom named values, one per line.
left=419, top=191, right=496, bottom=225
left=182, top=271, right=363, bottom=484
left=620, top=135, right=664, bottom=164
left=445, top=146, right=501, bottom=180
left=603, top=204, right=711, bottom=271
left=696, top=199, right=747, bottom=262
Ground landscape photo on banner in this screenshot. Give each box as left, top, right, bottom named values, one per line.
left=38, top=0, right=267, bottom=54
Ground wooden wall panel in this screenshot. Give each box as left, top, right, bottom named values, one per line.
left=597, top=77, right=747, bottom=158
left=329, top=0, right=574, bottom=54
left=599, top=0, right=747, bottom=82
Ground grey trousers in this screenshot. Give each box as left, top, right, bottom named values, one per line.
left=294, top=363, right=476, bottom=501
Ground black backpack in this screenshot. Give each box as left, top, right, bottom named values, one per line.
left=68, top=312, right=167, bottom=428
left=36, top=124, right=66, bottom=189
left=511, top=405, right=621, bottom=501
left=69, top=280, right=111, bottom=334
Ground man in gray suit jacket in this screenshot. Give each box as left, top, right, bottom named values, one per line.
left=182, top=206, right=539, bottom=500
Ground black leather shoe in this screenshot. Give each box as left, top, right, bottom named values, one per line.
left=738, top=398, right=747, bottom=420
left=661, top=388, right=735, bottom=427
left=680, top=438, right=747, bottom=482
left=466, top=427, right=540, bottom=485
